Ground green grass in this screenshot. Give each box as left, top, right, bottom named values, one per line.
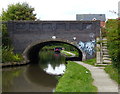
left=95, top=65, right=108, bottom=67
left=61, top=50, right=79, bottom=57
left=42, top=45, right=62, bottom=50
left=83, top=58, right=96, bottom=66
left=61, top=50, right=73, bottom=57
left=82, top=58, right=120, bottom=85
left=55, top=61, right=97, bottom=92
left=104, top=65, right=120, bottom=84
left=69, top=51, right=79, bottom=56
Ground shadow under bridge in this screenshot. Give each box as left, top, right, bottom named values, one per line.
left=23, top=39, right=83, bottom=63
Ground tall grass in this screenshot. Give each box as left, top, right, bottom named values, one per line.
left=104, top=65, right=120, bottom=84
left=2, top=46, right=23, bottom=63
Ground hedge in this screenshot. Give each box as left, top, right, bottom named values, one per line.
left=106, top=19, right=120, bottom=71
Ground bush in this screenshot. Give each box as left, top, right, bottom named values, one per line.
left=2, top=46, right=23, bottom=63
left=2, top=24, right=11, bottom=47
left=106, top=19, right=120, bottom=71
left=101, top=27, right=108, bottom=37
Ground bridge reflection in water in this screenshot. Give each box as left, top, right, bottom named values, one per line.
left=2, top=51, right=66, bottom=92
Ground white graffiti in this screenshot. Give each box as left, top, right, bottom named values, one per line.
left=78, top=40, right=96, bottom=55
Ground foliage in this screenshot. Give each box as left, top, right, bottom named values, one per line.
left=42, top=43, right=79, bottom=56
left=43, top=43, right=78, bottom=52
left=106, top=19, right=120, bottom=71
left=1, top=24, right=23, bottom=63
left=0, top=15, right=2, bottom=20
left=1, top=2, right=37, bottom=63
left=55, top=61, right=97, bottom=92
left=101, top=27, right=108, bottom=37
left=1, top=23, right=23, bottom=63
left=2, top=24, right=11, bottom=47
left=2, top=46, right=23, bottom=63
left=39, top=51, right=65, bottom=69
left=83, top=58, right=96, bottom=66
left=2, top=2, right=36, bottom=21
left=104, top=65, right=120, bottom=84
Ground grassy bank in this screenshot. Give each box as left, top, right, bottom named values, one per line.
left=83, top=58, right=96, bottom=66
left=70, top=51, right=79, bottom=56
left=63, top=50, right=79, bottom=56
left=55, top=61, right=97, bottom=92
left=61, top=50, right=73, bottom=57
left=104, top=65, right=120, bottom=84
left=61, top=50, right=79, bottom=57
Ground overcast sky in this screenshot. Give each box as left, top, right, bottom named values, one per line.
left=0, top=0, right=119, bottom=20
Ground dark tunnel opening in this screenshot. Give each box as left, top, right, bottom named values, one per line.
left=26, top=41, right=83, bottom=63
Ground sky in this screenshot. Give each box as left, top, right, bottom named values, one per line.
left=0, top=0, right=119, bottom=20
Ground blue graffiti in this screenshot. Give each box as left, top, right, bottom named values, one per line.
left=77, top=40, right=96, bottom=55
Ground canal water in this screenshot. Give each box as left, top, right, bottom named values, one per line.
left=2, top=51, right=66, bottom=92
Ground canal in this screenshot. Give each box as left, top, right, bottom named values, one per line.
left=2, top=51, right=66, bottom=92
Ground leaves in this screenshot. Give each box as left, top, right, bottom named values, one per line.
left=106, top=19, right=120, bottom=70
left=2, top=2, right=37, bottom=21
left=2, top=46, right=23, bottom=63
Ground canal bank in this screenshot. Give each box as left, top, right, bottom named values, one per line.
left=56, top=51, right=118, bottom=92
left=2, top=50, right=96, bottom=92
left=55, top=60, right=118, bottom=92
left=2, top=51, right=66, bottom=92
left=55, top=61, right=97, bottom=92
left=2, top=50, right=118, bottom=92
left=1, top=61, right=29, bottom=68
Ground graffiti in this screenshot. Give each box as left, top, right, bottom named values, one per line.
left=77, top=40, right=96, bottom=55
left=89, top=33, right=95, bottom=38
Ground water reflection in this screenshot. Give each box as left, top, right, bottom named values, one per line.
left=2, top=50, right=66, bottom=92
left=2, top=67, right=25, bottom=92
left=39, top=51, right=66, bottom=75
left=44, top=64, right=65, bottom=75
left=25, top=64, right=58, bottom=92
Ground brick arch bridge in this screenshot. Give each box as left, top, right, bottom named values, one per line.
left=6, top=20, right=100, bottom=63
left=23, top=39, right=83, bottom=63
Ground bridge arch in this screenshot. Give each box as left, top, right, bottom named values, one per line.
left=23, top=39, right=83, bottom=63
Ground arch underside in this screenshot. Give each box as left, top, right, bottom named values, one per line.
left=23, top=40, right=83, bottom=63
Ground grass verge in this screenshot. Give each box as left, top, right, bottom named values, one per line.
left=68, top=51, right=79, bottom=56
left=61, top=50, right=73, bottom=57
left=83, top=58, right=96, bottom=66
left=104, top=65, right=120, bottom=84
left=55, top=61, right=97, bottom=92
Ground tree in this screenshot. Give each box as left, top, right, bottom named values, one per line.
left=1, top=2, right=36, bottom=63
left=2, top=2, right=37, bottom=21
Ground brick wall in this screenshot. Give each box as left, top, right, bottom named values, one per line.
left=7, top=20, right=100, bottom=60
